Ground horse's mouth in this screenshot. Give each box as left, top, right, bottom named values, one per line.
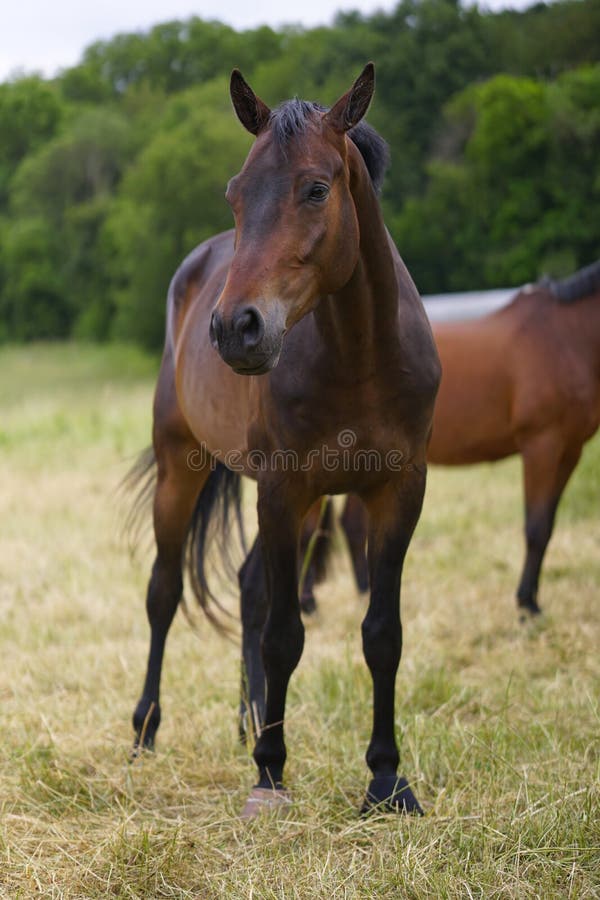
left=229, top=343, right=282, bottom=376
left=232, top=358, right=275, bottom=376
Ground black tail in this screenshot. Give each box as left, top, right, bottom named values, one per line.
left=186, top=462, right=245, bottom=635
left=125, top=450, right=244, bottom=634
left=121, top=446, right=157, bottom=556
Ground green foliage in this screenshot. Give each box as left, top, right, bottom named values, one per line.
left=6, top=109, right=136, bottom=339
left=106, top=80, right=251, bottom=347
left=0, top=76, right=64, bottom=204
left=374, top=0, right=496, bottom=200
left=394, top=64, right=600, bottom=291
left=0, top=0, right=599, bottom=345
left=0, top=217, right=68, bottom=340
left=59, top=18, right=283, bottom=101
left=390, top=162, right=482, bottom=291
left=11, top=108, right=133, bottom=218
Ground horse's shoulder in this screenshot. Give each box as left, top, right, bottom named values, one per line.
left=170, top=231, right=235, bottom=311
left=166, top=231, right=235, bottom=345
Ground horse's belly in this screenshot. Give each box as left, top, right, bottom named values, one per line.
left=428, top=388, right=516, bottom=464
left=428, top=428, right=517, bottom=465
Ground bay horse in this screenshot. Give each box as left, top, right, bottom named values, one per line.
left=130, top=64, right=441, bottom=817
left=304, top=262, right=600, bottom=617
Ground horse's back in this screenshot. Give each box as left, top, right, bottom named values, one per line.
left=429, top=286, right=600, bottom=463
left=507, top=287, right=600, bottom=438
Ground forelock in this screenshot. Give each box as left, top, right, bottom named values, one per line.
left=268, top=99, right=390, bottom=193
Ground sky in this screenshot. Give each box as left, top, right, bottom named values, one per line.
left=1, top=0, right=534, bottom=82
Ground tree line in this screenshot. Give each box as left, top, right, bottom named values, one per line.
left=0, top=0, right=598, bottom=348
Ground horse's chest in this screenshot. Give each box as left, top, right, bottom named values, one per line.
left=264, top=378, right=416, bottom=489
left=313, top=371, right=414, bottom=429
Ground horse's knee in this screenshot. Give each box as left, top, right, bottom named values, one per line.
left=361, top=615, right=402, bottom=673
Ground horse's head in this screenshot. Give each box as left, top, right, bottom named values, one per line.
left=209, top=64, right=375, bottom=375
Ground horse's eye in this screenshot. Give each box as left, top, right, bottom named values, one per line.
left=308, top=183, right=330, bottom=203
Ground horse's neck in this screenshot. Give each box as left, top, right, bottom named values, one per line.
left=313, top=172, right=400, bottom=375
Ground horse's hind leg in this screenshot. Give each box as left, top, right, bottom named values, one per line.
left=516, top=430, right=582, bottom=617
left=298, top=497, right=334, bottom=614
left=297, top=500, right=321, bottom=614
left=133, top=430, right=209, bottom=751
left=239, top=535, right=268, bottom=742
left=340, top=493, right=369, bottom=593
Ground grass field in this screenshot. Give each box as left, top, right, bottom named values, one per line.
left=0, top=343, right=598, bottom=898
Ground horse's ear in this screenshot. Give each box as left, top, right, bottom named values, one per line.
left=230, top=69, right=271, bottom=136
left=324, top=63, right=375, bottom=134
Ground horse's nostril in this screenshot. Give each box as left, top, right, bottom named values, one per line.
left=234, top=306, right=265, bottom=350
left=210, top=310, right=224, bottom=347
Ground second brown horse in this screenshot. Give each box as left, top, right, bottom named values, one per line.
left=307, top=262, right=600, bottom=617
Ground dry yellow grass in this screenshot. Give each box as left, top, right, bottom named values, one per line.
left=0, top=343, right=598, bottom=898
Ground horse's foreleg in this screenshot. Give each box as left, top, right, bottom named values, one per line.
left=132, top=438, right=208, bottom=751
left=239, top=535, right=268, bottom=742
left=516, top=432, right=581, bottom=616
left=242, top=486, right=305, bottom=813
left=359, top=469, right=426, bottom=815
left=340, top=493, right=369, bottom=593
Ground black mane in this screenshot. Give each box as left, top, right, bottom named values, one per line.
left=544, top=259, right=600, bottom=304
left=269, top=98, right=390, bottom=194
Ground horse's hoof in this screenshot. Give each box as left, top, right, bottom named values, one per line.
left=132, top=699, right=160, bottom=754
left=130, top=730, right=157, bottom=761
left=240, top=786, right=292, bottom=820
left=518, top=601, right=542, bottom=622
left=360, top=775, right=423, bottom=816
left=130, top=739, right=155, bottom=763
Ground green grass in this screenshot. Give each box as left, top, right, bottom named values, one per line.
left=0, top=343, right=598, bottom=898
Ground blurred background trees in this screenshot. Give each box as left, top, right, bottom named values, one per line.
left=0, top=0, right=598, bottom=348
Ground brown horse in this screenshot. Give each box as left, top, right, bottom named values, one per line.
left=306, top=263, right=600, bottom=616
left=130, top=65, right=440, bottom=816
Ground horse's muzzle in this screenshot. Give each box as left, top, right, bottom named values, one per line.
left=209, top=304, right=282, bottom=375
